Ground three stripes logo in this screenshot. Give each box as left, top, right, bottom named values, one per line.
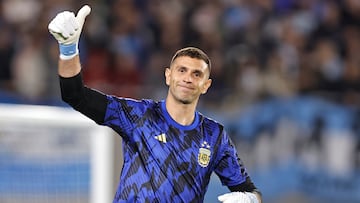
left=155, top=133, right=167, bottom=143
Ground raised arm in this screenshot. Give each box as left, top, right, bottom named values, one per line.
left=48, top=5, right=107, bottom=124
left=48, top=5, right=91, bottom=77
left=58, top=56, right=81, bottom=77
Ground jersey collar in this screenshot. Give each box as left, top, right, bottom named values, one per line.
left=160, top=100, right=200, bottom=130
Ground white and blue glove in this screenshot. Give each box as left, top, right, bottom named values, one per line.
left=48, top=5, right=91, bottom=60
left=218, top=192, right=259, bottom=203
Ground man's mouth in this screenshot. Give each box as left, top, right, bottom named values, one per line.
left=178, top=85, right=194, bottom=91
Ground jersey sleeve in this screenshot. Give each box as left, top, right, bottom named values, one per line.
left=214, top=131, right=249, bottom=187
left=59, top=72, right=153, bottom=142
left=102, top=96, right=152, bottom=141
left=59, top=73, right=107, bottom=124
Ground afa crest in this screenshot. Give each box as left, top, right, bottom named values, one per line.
left=198, top=141, right=211, bottom=167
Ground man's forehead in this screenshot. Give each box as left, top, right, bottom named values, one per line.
left=171, top=56, right=208, bottom=70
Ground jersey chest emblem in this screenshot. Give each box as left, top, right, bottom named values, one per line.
left=198, top=141, right=211, bottom=167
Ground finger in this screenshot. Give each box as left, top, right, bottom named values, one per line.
left=53, top=12, right=69, bottom=38
left=70, top=15, right=80, bottom=31
left=65, top=11, right=79, bottom=31
left=48, top=12, right=66, bottom=33
left=50, top=31, right=66, bottom=43
left=49, top=19, right=69, bottom=39
left=48, top=20, right=61, bottom=33
left=76, top=5, right=91, bottom=26
left=62, top=12, right=77, bottom=37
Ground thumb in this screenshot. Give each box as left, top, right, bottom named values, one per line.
left=76, top=5, right=91, bottom=26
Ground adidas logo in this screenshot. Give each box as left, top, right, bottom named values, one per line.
left=155, top=133, right=167, bottom=143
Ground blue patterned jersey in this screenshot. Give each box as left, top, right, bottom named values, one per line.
left=101, top=96, right=249, bottom=203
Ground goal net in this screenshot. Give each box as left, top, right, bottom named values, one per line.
left=0, top=104, right=114, bottom=203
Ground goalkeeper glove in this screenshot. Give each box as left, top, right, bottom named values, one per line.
left=48, top=5, right=91, bottom=60
left=218, top=192, right=259, bottom=203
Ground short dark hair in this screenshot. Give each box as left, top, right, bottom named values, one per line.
left=170, top=47, right=211, bottom=75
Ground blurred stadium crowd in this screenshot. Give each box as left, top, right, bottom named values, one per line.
left=0, top=0, right=359, bottom=109
left=1, top=0, right=360, bottom=202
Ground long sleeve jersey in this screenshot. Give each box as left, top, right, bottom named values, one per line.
left=59, top=73, right=258, bottom=203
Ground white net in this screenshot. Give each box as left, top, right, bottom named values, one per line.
left=0, top=104, right=114, bottom=203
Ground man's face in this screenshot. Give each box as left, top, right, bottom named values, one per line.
left=165, top=56, right=212, bottom=104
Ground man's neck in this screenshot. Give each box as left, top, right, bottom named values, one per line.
left=165, top=97, right=197, bottom=126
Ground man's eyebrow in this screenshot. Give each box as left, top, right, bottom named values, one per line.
left=175, top=65, right=205, bottom=74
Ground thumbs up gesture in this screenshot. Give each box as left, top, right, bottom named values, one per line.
left=48, top=5, right=91, bottom=59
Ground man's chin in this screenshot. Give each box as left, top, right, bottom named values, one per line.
left=180, top=99, right=191, bottom=105
left=176, top=97, right=192, bottom=105
left=171, top=91, right=196, bottom=105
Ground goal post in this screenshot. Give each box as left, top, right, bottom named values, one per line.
left=0, top=104, right=114, bottom=203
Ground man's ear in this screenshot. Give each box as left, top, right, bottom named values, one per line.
left=201, top=78, right=212, bottom=94
left=165, top=67, right=170, bottom=86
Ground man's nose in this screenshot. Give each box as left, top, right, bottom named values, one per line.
left=183, top=73, right=193, bottom=83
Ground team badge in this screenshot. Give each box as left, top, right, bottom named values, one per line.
left=198, top=141, right=211, bottom=167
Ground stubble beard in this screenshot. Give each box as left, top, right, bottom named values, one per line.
left=173, top=93, right=192, bottom=105
left=170, top=88, right=193, bottom=105
left=178, top=98, right=192, bottom=105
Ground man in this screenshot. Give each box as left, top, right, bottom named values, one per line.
left=48, top=5, right=262, bottom=203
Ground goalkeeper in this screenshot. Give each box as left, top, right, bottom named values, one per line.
left=48, top=5, right=262, bottom=203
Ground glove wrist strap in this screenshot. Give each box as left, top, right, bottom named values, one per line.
left=59, top=43, right=78, bottom=60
